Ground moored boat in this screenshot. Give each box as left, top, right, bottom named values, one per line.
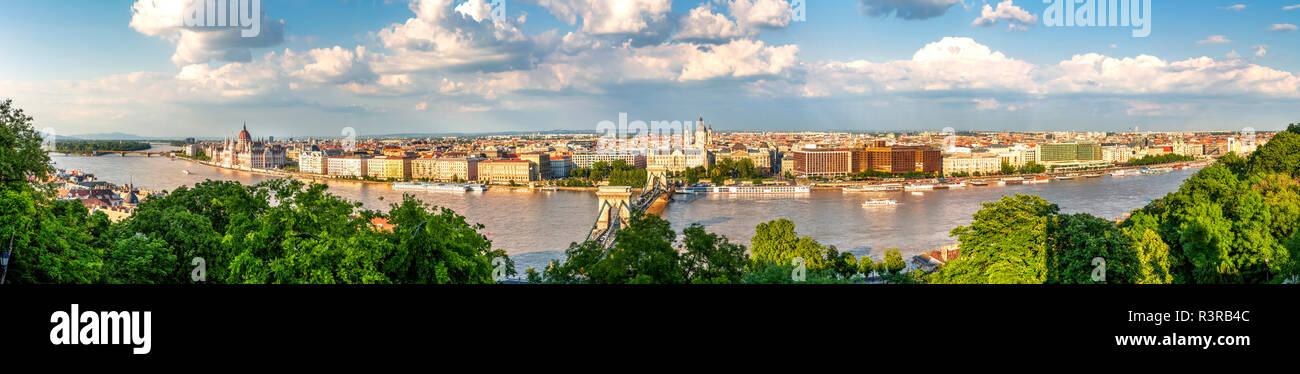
left=393, top=182, right=488, bottom=192
left=862, top=199, right=897, bottom=207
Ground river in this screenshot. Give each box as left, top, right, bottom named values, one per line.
left=53, top=143, right=1196, bottom=270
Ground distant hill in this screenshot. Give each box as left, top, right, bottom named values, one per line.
left=63, top=132, right=148, bottom=140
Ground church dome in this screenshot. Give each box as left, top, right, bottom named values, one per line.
left=238, top=123, right=252, bottom=141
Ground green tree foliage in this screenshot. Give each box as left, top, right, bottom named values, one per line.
left=538, top=214, right=750, bottom=284
left=1246, top=129, right=1300, bottom=177
left=55, top=140, right=151, bottom=153
left=1045, top=213, right=1140, bottom=284
left=102, top=234, right=175, bottom=284
left=1000, top=161, right=1016, bottom=175
left=1126, top=153, right=1194, bottom=166
left=680, top=223, right=749, bottom=284
left=1, top=98, right=52, bottom=185
left=749, top=218, right=839, bottom=271
left=1017, top=161, right=1047, bottom=174
left=1115, top=127, right=1300, bottom=283
left=933, top=195, right=1058, bottom=284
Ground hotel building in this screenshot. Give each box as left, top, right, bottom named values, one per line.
left=411, top=157, right=482, bottom=182
left=299, top=151, right=328, bottom=175
left=478, top=159, right=536, bottom=184
left=366, top=156, right=412, bottom=180
left=792, top=149, right=852, bottom=178
left=327, top=155, right=370, bottom=177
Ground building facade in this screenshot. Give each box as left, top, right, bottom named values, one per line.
left=478, top=159, right=536, bottom=184
left=207, top=123, right=287, bottom=169
left=366, top=156, right=412, bottom=180
left=299, top=151, right=328, bottom=175
left=327, top=156, right=369, bottom=177
left=411, top=157, right=481, bottom=181
left=792, top=149, right=852, bottom=178
left=942, top=153, right=1002, bottom=176
left=572, top=150, right=647, bottom=169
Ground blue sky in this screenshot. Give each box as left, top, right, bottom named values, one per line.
left=1, top=0, right=1297, bottom=138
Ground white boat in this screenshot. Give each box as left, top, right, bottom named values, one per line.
left=862, top=199, right=898, bottom=207
left=1024, top=176, right=1051, bottom=184
left=1083, top=174, right=1102, bottom=178
left=182, top=170, right=192, bottom=175
left=904, top=184, right=934, bottom=191
left=392, top=182, right=488, bottom=192
left=844, top=183, right=902, bottom=192
left=1111, top=169, right=1140, bottom=177
left=940, top=181, right=966, bottom=188
left=1142, top=167, right=1174, bottom=175
left=686, top=185, right=810, bottom=194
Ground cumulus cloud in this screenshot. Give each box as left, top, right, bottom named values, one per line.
left=802, top=37, right=1039, bottom=96
left=972, top=1, right=1038, bottom=28
left=130, top=0, right=286, bottom=66
left=674, top=3, right=746, bottom=43
left=535, top=0, right=672, bottom=37
left=1269, top=24, right=1298, bottom=32
left=372, top=0, right=539, bottom=74
left=1253, top=45, right=1268, bottom=57
left=859, top=0, right=963, bottom=20
left=1196, top=35, right=1232, bottom=45
left=972, top=98, right=1018, bottom=111
left=1044, top=53, right=1300, bottom=96
left=726, top=0, right=795, bottom=30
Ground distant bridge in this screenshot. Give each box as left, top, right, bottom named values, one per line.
left=67, top=150, right=175, bottom=157
left=584, top=165, right=671, bottom=250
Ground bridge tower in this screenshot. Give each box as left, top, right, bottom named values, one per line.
left=595, top=186, right=632, bottom=232
left=645, top=165, right=668, bottom=191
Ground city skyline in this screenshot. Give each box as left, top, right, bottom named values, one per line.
left=3, top=0, right=1299, bottom=137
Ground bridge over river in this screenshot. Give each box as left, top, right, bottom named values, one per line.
left=583, top=165, right=672, bottom=249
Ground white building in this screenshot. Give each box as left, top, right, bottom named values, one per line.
left=943, top=153, right=1003, bottom=176
left=327, top=156, right=369, bottom=177
left=299, top=151, right=328, bottom=175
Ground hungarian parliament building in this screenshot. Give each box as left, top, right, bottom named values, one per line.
left=205, top=123, right=286, bottom=170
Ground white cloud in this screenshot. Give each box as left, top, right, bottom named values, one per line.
left=1196, top=35, right=1232, bottom=45
left=1269, top=24, right=1298, bottom=32
left=726, top=0, right=794, bottom=30
left=1253, top=45, right=1268, bottom=57
left=536, top=0, right=672, bottom=36
left=1225, top=50, right=1241, bottom=59
left=803, top=37, right=1039, bottom=95
left=1045, top=53, right=1300, bottom=96
left=674, top=3, right=746, bottom=42
left=1285, top=4, right=1300, bottom=11
left=130, top=0, right=286, bottom=66
left=972, top=0, right=1038, bottom=28
left=859, top=0, right=963, bottom=20
left=1223, top=4, right=1246, bottom=11
left=372, top=0, right=539, bottom=74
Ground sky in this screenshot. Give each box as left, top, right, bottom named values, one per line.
left=1, top=0, right=1298, bottom=138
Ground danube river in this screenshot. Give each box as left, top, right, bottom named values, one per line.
left=54, top=143, right=1197, bottom=271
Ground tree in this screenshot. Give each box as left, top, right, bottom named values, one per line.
left=0, top=98, right=52, bottom=186
left=1045, top=213, right=1140, bottom=284
left=933, top=194, right=1058, bottom=284
left=1000, top=161, right=1016, bottom=175
left=882, top=249, right=906, bottom=275
left=750, top=219, right=838, bottom=271
left=102, top=234, right=175, bottom=284
left=681, top=223, right=749, bottom=283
